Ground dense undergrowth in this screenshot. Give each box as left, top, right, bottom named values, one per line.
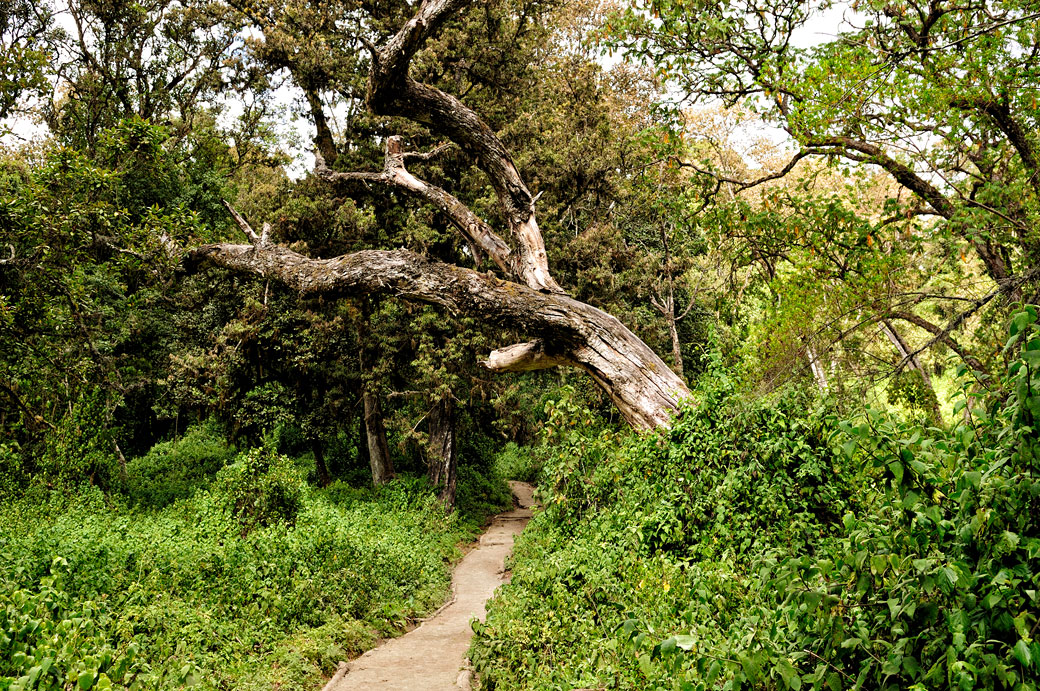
left=472, top=308, right=1040, bottom=690
left=0, top=431, right=511, bottom=690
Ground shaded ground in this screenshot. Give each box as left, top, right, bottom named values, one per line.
left=323, top=481, right=535, bottom=691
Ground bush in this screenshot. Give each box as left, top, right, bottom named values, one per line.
left=213, top=447, right=305, bottom=535
left=0, top=440, right=23, bottom=495
left=36, top=389, right=119, bottom=489
left=492, top=442, right=541, bottom=483
left=0, top=458, right=478, bottom=690
left=122, top=422, right=235, bottom=508
left=471, top=307, right=1040, bottom=690
left=455, top=465, right=513, bottom=529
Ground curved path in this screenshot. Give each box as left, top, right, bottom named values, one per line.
left=323, top=481, right=535, bottom=691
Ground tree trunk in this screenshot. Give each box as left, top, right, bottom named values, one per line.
left=362, top=388, right=394, bottom=485
left=356, top=301, right=395, bottom=485
left=302, top=84, right=339, bottom=167
left=806, top=345, right=828, bottom=392
left=312, top=438, right=331, bottom=487
left=667, top=315, right=684, bottom=380
left=427, top=396, right=457, bottom=508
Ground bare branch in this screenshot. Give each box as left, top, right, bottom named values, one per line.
left=806, top=136, right=956, bottom=218
left=483, top=340, right=573, bottom=372
left=678, top=149, right=817, bottom=193
left=222, top=200, right=263, bottom=245
left=316, top=137, right=516, bottom=278
left=367, top=0, right=561, bottom=293
left=896, top=264, right=1040, bottom=373
left=887, top=310, right=987, bottom=374
left=401, top=142, right=455, bottom=163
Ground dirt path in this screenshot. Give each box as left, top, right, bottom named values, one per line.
left=322, top=481, right=535, bottom=691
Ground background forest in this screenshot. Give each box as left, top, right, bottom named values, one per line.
left=1, top=0, right=1038, bottom=689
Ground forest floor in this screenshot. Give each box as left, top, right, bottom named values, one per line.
left=322, top=481, right=536, bottom=691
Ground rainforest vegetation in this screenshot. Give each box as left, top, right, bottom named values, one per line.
left=1, top=0, right=1038, bottom=688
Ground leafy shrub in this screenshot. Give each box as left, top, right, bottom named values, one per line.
left=492, top=442, right=541, bottom=483
left=472, top=307, right=1040, bottom=691
left=0, top=558, right=149, bottom=691
left=455, top=465, right=513, bottom=529
left=36, top=389, right=119, bottom=489
left=213, top=446, right=305, bottom=535
left=0, top=456, right=477, bottom=690
left=122, top=422, right=234, bottom=508
left=0, top=440, right=23, bottom=495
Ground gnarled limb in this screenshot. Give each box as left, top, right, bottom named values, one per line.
left=366, top=0, right=561, bottom=293
left=484, top=340, right=573, bottom=372
left=316, top=138, right=516, bottom=278
left=187, top=236, right=688, bottom=430
left=191, top=0, right=691, bottom=430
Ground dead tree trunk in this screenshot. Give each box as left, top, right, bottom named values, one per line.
left=806, top=345, right=829, bottom=392
left=427, top=396, right=458, bottom=508
left=188, top=0, right=691, bottom=431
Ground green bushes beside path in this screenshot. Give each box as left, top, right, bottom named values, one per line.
left=472, top=310, right=1040, bottom=690
left=1, top=444, right=506, bottom=690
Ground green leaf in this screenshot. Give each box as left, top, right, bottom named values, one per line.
left=638, top=653, right=653, bottom=677
left=673, top=634, right=696, bottom=651
left=1013, top=639, right=1032, bottom=668
left=706, top=660, right=721, bottom=684
left=777, top=657, right=801, bottom=690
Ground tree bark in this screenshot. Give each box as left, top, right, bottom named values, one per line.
left=427, top=396, right=458, bottom=508
left=187, top=242, right=689, bottom=430
left=302, top=84, right=338, bottom=167
left=362, top=388, right=394, bottom=485
left=356, top=302, right=395, bottom=485
left=806, top=345, right=828, bottom=392
left=312, top=438, right=331, bottom=487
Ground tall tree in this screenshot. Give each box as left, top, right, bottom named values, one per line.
left=609, top=0, right=1040, bottom=374
left=189, top=0, right=690, bottom=430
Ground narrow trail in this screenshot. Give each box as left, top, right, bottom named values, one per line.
left=322, top=481, right=535, bottom=691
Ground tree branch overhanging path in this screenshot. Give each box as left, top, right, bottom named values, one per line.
left=186, top=0, right=690, bottom=430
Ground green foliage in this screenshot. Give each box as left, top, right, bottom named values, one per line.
left=213, top=447, right=305, bottom=535
left=37, top=389, right=119, bottom=490
left=472, top=308, right=1040, bottom=690
left=455, top=465, right=513, bottom=531
left=493, top=442, right=542, bottom=484
left=122, top=422, right=235, bottom=509
left=0, top=451, right=478, bottom=690
left=886, top=369, right=941, bottom=423
left=0, top=559, right=149, bottom=690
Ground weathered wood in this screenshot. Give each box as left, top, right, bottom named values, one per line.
left=483, top=340, right=572, bottom=373
left=316, top=137, right=517, bottom=279
left=366, top=0, right=560, bottom=293
left=428, top=396, right=458, bottom=507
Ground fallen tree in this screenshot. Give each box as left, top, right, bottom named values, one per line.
left=187, top=0, right=689, bottom=430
